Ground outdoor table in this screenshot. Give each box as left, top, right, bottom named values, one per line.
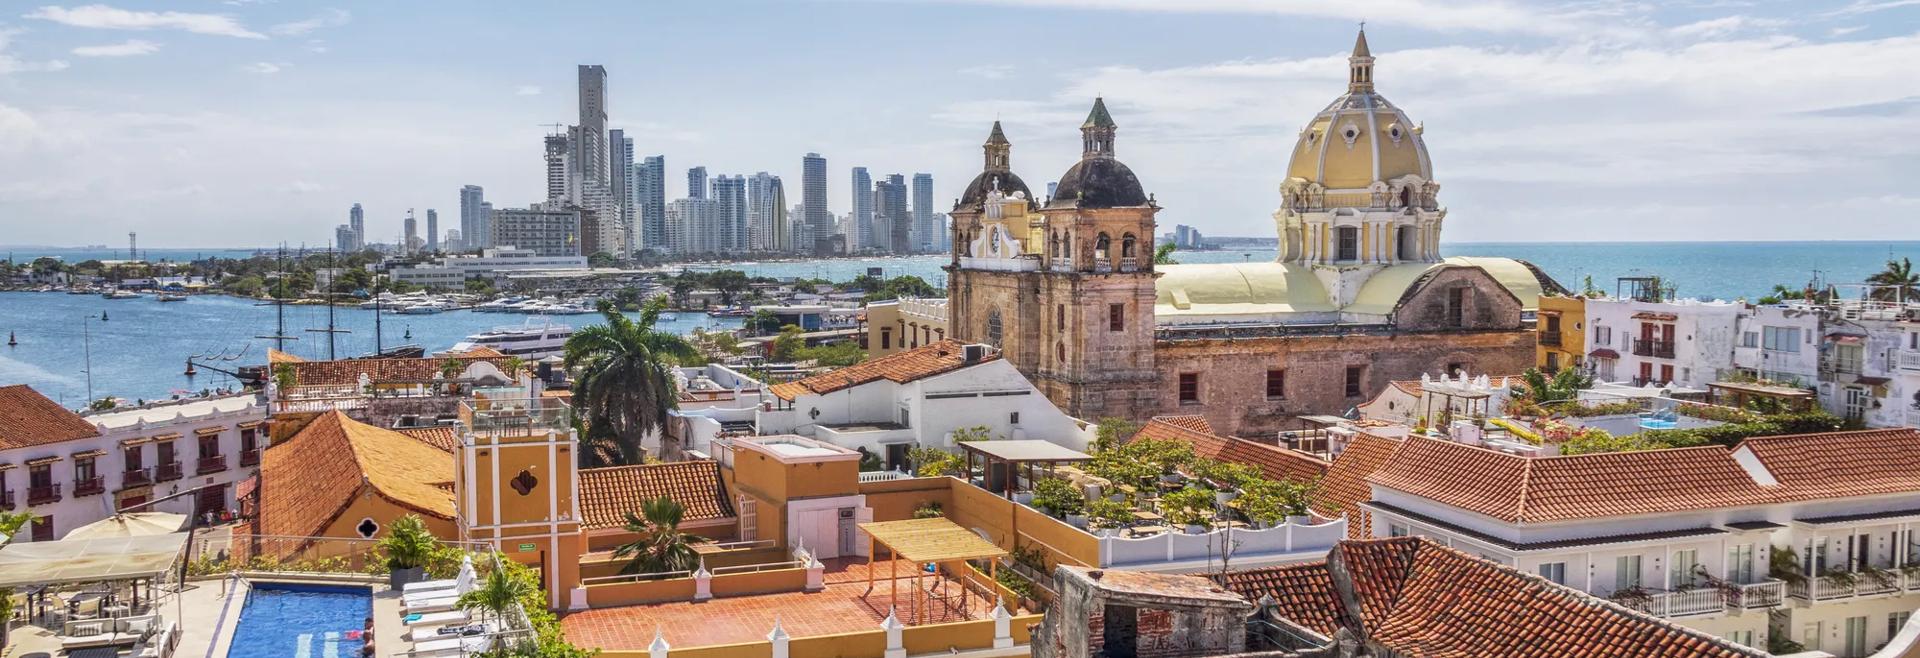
left=1129, top=510, right=1164, bottom=522
left=1126, top=524, right=1170, bottom=537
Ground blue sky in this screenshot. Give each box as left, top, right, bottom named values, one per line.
left=1, top=0, right=1917, bottom=248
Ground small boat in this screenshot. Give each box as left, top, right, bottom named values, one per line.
left=657, top=313, right=679, bottom=322
left=103, top=289, right=141, bottom=299
left=400, top=303, right=444, bottom=315
left=157, top=292, right=187, bottom=302
left=7, top=331, right=16, bottom=346
left=441, top=319, right=576, bottom=359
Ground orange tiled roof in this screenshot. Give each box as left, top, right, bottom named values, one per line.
left=1151, top=415, right=1213, bottom=434
left=1133, top=418, right=1326, bottom=484
left=0, top=384, right=102, bottom=450
left=256, top=411, right=455, bottom=539
left=1368, top=436, right=1769, bottom=524
left=1309, top=432, right=1403, bottom=519
left=286, top=354, right=518, bottom=387
left=1218, top=537, right=1766, bottom=658
left=1740, top=428, right=1920, bottom=502
left=578, top=461, right=733, bottom=531
left=396, top=426, right=462, bottom=453
left=769, top=340, right=992, bottom=401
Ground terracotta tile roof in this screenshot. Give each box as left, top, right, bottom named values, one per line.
left=0, top=384, right=102, bottom=450
left=257, top=411, right=455, bottom=539
left=1309, top=432, right=1402, bottom=519
left=1151, top=415, right=1213, bottom=434
left=286, top=354, right=518, bottom=387
left=578, top=461, right=733, bottom=531
left=1739, top=428, right=1920, bottom=502
left=1219, top=538, right=1767, bottom=658
left=1368, top=436, right=1771, bottom=524
left=769, top=340, right=992, bottom=401
left=396, top=426, right=462, bottom=453
left=266, top=349, right=306, bottom=364
left=1133, top=418, right=1326, bottom=484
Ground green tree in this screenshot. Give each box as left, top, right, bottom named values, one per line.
left=770, top=325, right=804, bottom=361
left=1153, top=243, right=1179, bottom=265
left=1868, top=258, right=1919, bottom=303
left=707, top=270, right=752, bottom=306
left=1512, top=367, right=1592, bottom=406
left=564, top=297, right=698, bottom=463
left=613, top=497, right=701, bottom=575
left=464, top=278, right=498, bottom=296
left=748, top=309, right=783, bottom=335
left=222, top=275, right=265, bottom=297
left=588, top=251, right=618, bottom=268
left=457, top=559, right=532, bottom=628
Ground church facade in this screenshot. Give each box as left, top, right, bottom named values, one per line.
left=945, top=30, right=1565, bottom=438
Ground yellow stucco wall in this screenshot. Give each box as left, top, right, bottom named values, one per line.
left=1536, top=295, right=1588, bottom=372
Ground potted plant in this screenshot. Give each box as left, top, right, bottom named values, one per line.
left=378, top=514, right=439, bottom=589
left=1031, top=477, right=1085, bottom=521
left=912, top=501, right=943, bottom=519
left=1087, top=498, right=1132, bottom=537
left=1161, top=486, right=1217, bottom=534
left=1194, top=460, right=1259, bottom=504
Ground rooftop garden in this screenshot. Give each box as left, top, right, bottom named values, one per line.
left=1030, top=420, right=1317, bottom=537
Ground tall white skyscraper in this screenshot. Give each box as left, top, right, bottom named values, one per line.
left=403, top=209, right=419, bottom=254
left=748, top=172, right=787, bottom=253
left=425, top=209, right=439, bottom=252
left=802, top=153, right=830, bottom=255
left=711, top=175, right=747, bottom=253
left=665, top=198, right=717, bottom=255
left=911, top=173, right=934, bottom=254
left=638, top=155, right=667, bottom=251
left=544, top=132, right=572, bottom=203
left=609, top=130, right=635, bottom=256
left=687, top=166, right=708, bottom=200
left=335, top=224, right=359, bottom=252
left=459, top=185, right=487, bottom=250
left=349, top=203, right=365, bottom=247
left=875, top=173, right=908, bottom=254
left=850, top=167, right=873, bottom=251
left=574, top=65, right=609, bottom=190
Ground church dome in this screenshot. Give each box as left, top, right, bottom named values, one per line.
left=959, top=170, right=1033, bottom=211
left=1046, top=98, right=1150, bottom=210
left=1283, top=30, right=1432, bottom=192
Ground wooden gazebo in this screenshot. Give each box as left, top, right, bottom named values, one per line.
left=859, top=517, right=1009, bottom=624
left=1707, top=381, right=1817, bottom=413
left=957, top=440, right=1092, bottom=499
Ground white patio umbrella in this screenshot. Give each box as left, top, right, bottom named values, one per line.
left=454, top=555, right=477, bottom=594
left=63, top=513, right=189, bottom=540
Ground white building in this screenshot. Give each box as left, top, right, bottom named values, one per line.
left=387, top=247, right=589, bottom=289
left=489, top=205, right=581, bottom=257
left=1359, top=428, right=1920, bottom=656
left=2, top=386, right=266, bottom=541
left=1357, top=371, right=1517, bottom=427
left=1585, top=296, right=1742, bottom=388
left=1730, top=296, right=1920, bottom=428
left=665, top=198, right=717, bottom=255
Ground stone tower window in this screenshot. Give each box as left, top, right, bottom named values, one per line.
left=1121, top=233, right=1137, bottom=259
left=1336, top=227, right=1359, bottom=261
left=1094, top=233, right=1111, bottom=260
left=986, top=310, right=1003, bottom=347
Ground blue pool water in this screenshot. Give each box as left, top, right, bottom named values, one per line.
left=228, top=583, right=371, bottom=658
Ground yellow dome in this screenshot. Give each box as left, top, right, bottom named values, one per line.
left=1284, top=31, right=1432, bottom=192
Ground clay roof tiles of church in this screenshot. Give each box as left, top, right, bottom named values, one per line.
left=1133, top=417, right=1327, bottom=485
left=396, top=426, right=462, bottom=454
left=256, top=411, right=455, bottom=539
left=769, top=340, right=994, bottom=401
left=1308, top=432, right=1403, bottom=519
left=0, top=384, right=102, bottom=450
left=1217, top=537, right=1767, bottom=658
left=1150, top=415, right=1213, bottom=434
left=577, top=461, right=734, bottom=531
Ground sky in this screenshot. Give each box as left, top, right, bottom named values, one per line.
left=1, top=0, right=1917, bottom=249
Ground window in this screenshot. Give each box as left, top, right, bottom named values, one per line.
left=1265, top=370, right=1286, bottom=400
left=1728, top=544, right=1756, bottom=584
left=1846, top=615, right=1868, bottom=657
left=1671, top=548, right=1701, bottom=587
left=1109, top=303, right=1125, bottom=332
left=1446, top=287, right=1468, bottom=327
left=1121, top=233, right=1137, bottom=259
left=880, top=328, right=892, bottom=350
left=1056, top=304, right=1064, bottom=327
left=1178, top=373, right=1199, bottom=404
left=1894, top=613, right=1914, bottom=649
left=1094, top=233, right=1111, bottom=260
left=1446, top=362, right=1465, bottom=376
left=1009, top=412, right=1020, bottom=425
left=241, top=427, right=259, bottom=454
left=738, top=496, right=758, bottom=542
left=1544, top=315, right=1561, bottom=334
left=1615, top=555, right=1643, bottom=591
left=123, top=446, right=143, bottom=471
left=899, top=408, right=911, bottom=428
left=1740, top=331, right=1759, bottom=348
left=1763, top=326, right=1800, bottom=352
left=1595, top=325, right=1612, bottom=347
left=985, top=310, right=1003, bottom=347
left=1538, top=562, right=1566, bottom=585
left=1056, top=342, right=1066, bottom=364
left=28, top=464, right=50, bottom=489
left=75, top=457, right=96, bottom=483
left=198, top=433, right=220, bottom=460
left=1387, top=523, right=1410, bottom=538
left=1344, top=366, right=1365, bottom=398
left=1728, top=630, right=1755, bottom=649
left=30, top=516, right=52, bottom=542
left=1336, top=227, right=1358, bottom=261
left=355, top=517, right=380, bottom=539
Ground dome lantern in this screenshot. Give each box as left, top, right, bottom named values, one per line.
left=1349, top=28, right=1375, bottom=94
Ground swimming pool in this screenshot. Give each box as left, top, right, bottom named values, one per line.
left=228, top=583, right=371, bottom=658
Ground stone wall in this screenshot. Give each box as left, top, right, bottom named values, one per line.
left=1393, top=265, right=1525, bottom=332
left=1034, top=567, right=1253, bottom=658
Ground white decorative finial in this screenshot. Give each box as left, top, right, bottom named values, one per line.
left=768, top=616, right=790, bottom=641
left=649, top=626, right=670, bottom=654
left=881, top=607, right=903, bottom=631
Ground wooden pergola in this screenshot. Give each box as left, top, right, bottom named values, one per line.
left=1707, top=381, right=1817, bottom=413
left=958, top=440, right=1093, bottom=499
left=859, top=517, right=1009, bottom=624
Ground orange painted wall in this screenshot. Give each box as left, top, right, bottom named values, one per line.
left=859, top=477, right=952, bottom=522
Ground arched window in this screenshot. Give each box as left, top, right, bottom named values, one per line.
left=1121, top=233, right=1137, bottom=259
left=986, top=310, right=1003, bottom=347
left=1056, top=342, right=1066, bottom=364
left=1399, top=186, right=1413, bottom=209
left=1094, top=233, right=1111, bottom=260
left=1049, top=231, right=1059, bottom=256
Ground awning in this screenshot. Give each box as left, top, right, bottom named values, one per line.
left=1826, top=334, right=1864, bottom=345
left=150, top=432, right=181, bottom=441
left=24, top=455, right=63, bottom=466
left=858, top=518, right=1008, bottom=564
left=1855, top=376, right=1891, bottom=386
left=0, top=532, right=189, bottom=588
left=195, top=426, right=228, bottom=435
left=237, top=421, right=265, bottom=430
left=1631, top=312, right=1678, bottom=321
left=65, top=513, right=188, bottom=540
left=72, top=449, right=107, bottom=459
left=957, top=440, right=1092, bottom=463
left=1588, top=348, right=1620, bottom=359
left=120, top=436, right=154, bottom=446
left=0, top=463, right=14, bottom=472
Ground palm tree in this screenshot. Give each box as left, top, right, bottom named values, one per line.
left=1867, top=258, right=1919, bottom=303
left=564, top=297, right=697, bottom=464
left=1154, top=242, right=1179, bottom=265
left=457, top=558, right=533, bottom=635
left=1513, top=367, right=1591, bottom=405
left=613, top=497, right=701, bottom=575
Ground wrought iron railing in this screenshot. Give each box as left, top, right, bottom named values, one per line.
left=197, top=454, right=227, bottom=475
left=73, top=476, right=106, bottom=497
left=121, top=467, right=152, bottom=487
left=1632, top=338, right=1675, bottom=359
left=27, top=483, right=61, bottom=506
left=155, top=461, right=184, bottom=482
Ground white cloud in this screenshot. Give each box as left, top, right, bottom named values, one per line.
left=240, top=61, right=280, bottom=74
left=70, top=38, right=158, bottom=57
left=0, top=26, right=70, bottom=73
left=514, top=85, right=541, bottom=96
left=305, top=39, right=327, bottom=53
left=1829, top=25, right=1866, bottom=37
left=934, top=0, right=1647, bottom=39
left=959, top=64, right=1014, bottom=80
left=269, top=8, right=349, bottom=37
left=1667, top=15, right=1787, bottom=39
left=1825, top=0, right=1920, bottom=15
left=23, top=4, right=265, bottom=39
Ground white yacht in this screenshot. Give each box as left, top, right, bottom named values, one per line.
left=441, top=319, right=575, bottom=359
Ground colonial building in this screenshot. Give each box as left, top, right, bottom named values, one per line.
left=944, top=30, right=1562, bottom=436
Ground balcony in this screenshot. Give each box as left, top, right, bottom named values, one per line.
left=1539, top=332, right=1563, bottom=347
left=73, top=476, right=105, bottom=497
left=1819, top=354, right=1865, bottom=376
left=1732, top=579, right=1787, bottom=610
left=1631, top=338, right=1675, bottom=359
left=0, top=489, right=13, bottom=510
left=461, top=398, right=572, bottom=439
left=1788, top=571, right=1905, bottom=602
left=240, top=449, right=260, bottom=467
left=155, top=461, right=183, bottom=482
left=121, top=468, right=151, bottom=488
left=197, top=454, right=227, bottom=475
left=1900, top=351, right=1920, bottom=372
left=27, top=483, right=61, bottom=506
left=1626, top=588, right=1725, bottom=618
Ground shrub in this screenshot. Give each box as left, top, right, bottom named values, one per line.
left=912, top=501, right=944, bottom=519
left=1237, top=478, right=1312, bottom=525
left=1561, top=401, right=1643, bottom=418
left=378, top=515, right=439, bottom=571
left=908, top=446, right=964, bottom=477
left=1087, top=497, right=1132, bottom=529
left=1160, top=486, right=1218, bottom=527
left=1030, top=477, right=1085, bottom=518
left=1486, top=418, right=1540, bottom=444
